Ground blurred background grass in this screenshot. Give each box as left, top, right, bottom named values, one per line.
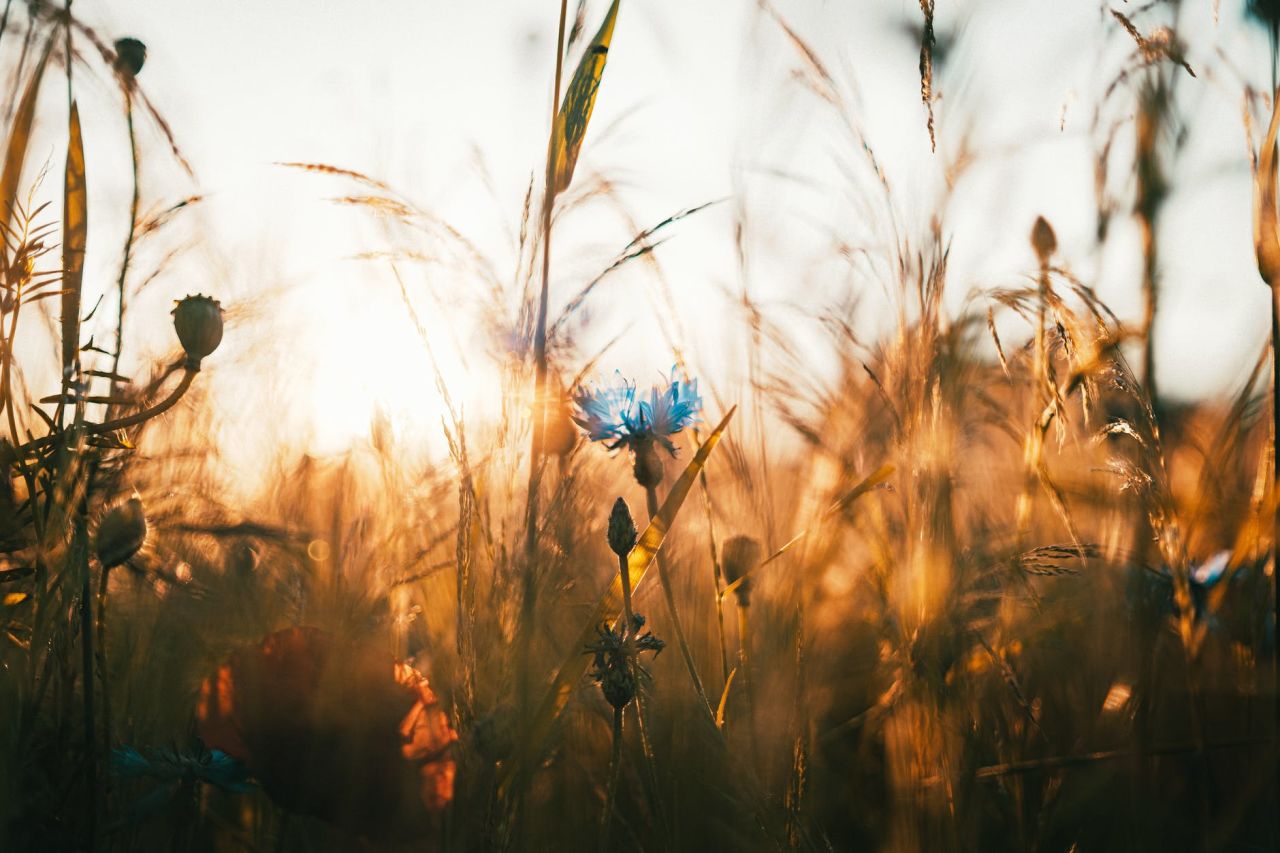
left=1, top=1, right=1279, bottom=850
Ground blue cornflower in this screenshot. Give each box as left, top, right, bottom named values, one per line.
left=572, top=369, right=702, bottom=454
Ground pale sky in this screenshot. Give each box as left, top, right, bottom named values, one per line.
left=9, top=1, right=1276, bottom=460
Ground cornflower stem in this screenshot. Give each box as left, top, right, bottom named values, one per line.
left=617, top=549, right=634, bottom=644
left=643, top=483, right=713, bottom=719
left=600, top=705, right=624, bottom=853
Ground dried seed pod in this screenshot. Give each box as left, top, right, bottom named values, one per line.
left=607, top=497, right=637, bottom=557
left=172, top=294, right=224, bottom=368
left=113, top=37, right=147, bottom=77
left=95, top=497, right=146, bottom=568
left=721, top=535, right=761, bottom=606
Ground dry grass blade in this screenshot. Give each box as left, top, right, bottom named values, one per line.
left=499, top=405, right=736, bottom=791
left=721, top=464, right=894, bottom=598
left=1, top=31, right=54, bottom=261
left=1254, top=87, right=1280, bottom=286
left=919, top=0, right=936, bottom=152
left=550, top=199, right=722, bottom=337
left=62, top=101, right=86, bottom=376
left=714, top=666, right=738, bottom=729
left=549, top=0, right=620, bottom=196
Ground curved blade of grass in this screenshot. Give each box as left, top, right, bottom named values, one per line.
left=62, top=101, right=87, bottom=376
left=499, top=404, right=735, bottom=791
left=715, top=666, right=738, bottom=729
left=1, top=32, right=55, bottom=246
left=549, top=0, right=619, bottom=196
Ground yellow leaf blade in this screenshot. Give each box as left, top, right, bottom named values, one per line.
left=1, top=33, right=56, bottom=254
left=549, top=0, right=620, bottom=196
left=715, top=666, right=738, bottom=729
left=62, top=101, right=88, bottom=374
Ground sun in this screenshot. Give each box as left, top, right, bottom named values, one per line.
left=292, top=276, right=496, bottom=456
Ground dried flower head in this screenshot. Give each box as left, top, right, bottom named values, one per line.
left=586, top=617, right=665, bottom=710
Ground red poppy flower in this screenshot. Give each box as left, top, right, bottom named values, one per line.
left=196, top=627, right=456, bottom=841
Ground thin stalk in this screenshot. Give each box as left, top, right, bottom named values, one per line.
left=0, top=1, right=13, bottom=56
left=1272, top=280, right=1280, bottom=823
left=94, top=560, right=112, bottom=803
left=73, top=511, right=96, bottom=852
left=630, top=694, right=671, bottom=845
left=110, top=88, right=139, bottom=388
left=18, top=367, right=196, bottom=456
left=736, top=602, right=756, bottom=755
left=697, top=464, right=731, bottom=686
left=617, top=547, right=634, bottom=639
left=643, top=483, right=713, bottom=718
left=515, top=0, right=569, bottom=839
left=600, top=705, right=624, bottom=853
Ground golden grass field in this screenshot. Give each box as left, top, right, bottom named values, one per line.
left=1, top=1, right=1279, bottom=850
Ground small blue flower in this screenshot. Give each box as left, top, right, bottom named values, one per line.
left=572, top=368, right=702, bottom=454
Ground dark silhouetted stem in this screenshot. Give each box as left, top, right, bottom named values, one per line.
left=644, top=483, right=713, bottom=718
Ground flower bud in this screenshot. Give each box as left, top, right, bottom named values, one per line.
left=95, top=497, right=146, bottom=569
left=172, top=294, right=224, bottom=368
left=721, top=535, right=761, bottom=606
left=607, top=497, right=637, bottom=557
left=113, top=38, right=147, bottom=77
left=631, top=440, right=664, bottom=489
left=1031, top=216, right=1056, bottom=266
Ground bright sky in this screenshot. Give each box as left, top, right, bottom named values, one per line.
left=12, top=1, right=1278, bottom=461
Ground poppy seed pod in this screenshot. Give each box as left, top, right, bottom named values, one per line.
left=172, top=294, right=223, bottom=368
left=113, top=37, right=147, bottom=77
left=95, top=497, right=146, bottom=569
left=721, top=535, right=761, bottom=606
